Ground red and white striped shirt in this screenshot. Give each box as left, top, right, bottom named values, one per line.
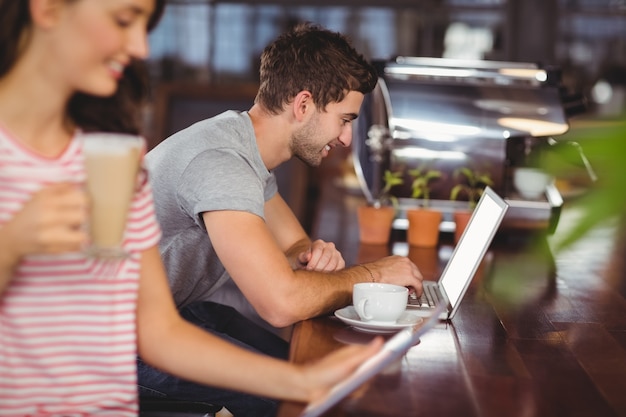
left=0, top=128, right=161, bottom=416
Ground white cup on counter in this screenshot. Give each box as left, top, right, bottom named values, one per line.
left=353, top=283, right=408, bottom=324
left=513, top=167, right=552, bottom=199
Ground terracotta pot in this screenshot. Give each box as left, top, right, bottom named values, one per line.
left=357, top=205, right=395, bottom=245
left=406, top=208, right=442, bottom=248
left=453, top=210, right=473, bottom=244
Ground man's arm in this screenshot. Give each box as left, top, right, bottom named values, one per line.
left=263, top=192, right=311, bottom=268
left=264, top=194, right=345, bottom=272
left=203, top=202, right=422, bottom=328
left=136, top=245, right=385, bottom=404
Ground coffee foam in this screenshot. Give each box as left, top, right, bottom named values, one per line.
left=82, top=136, right=142, bottom=154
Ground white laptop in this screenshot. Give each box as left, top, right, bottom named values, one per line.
left=297, top=189, right=507, bottom=417
left=407, top=186, right=508, bottom=320
left=299, top=302, right=446, bottom=417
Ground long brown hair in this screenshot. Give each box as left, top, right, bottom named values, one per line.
left=0, top=0, right=166, bottom=134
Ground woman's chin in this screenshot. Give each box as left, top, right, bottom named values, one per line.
left=77, top=77, right=119, bottom=97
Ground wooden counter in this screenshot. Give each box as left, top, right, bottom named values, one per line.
left=278, top=176, right=626, bottom=417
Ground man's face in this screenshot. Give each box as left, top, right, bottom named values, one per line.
left=290, top=91, right=364, bottom=167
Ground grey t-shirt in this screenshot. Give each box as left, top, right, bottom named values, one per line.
left=146, top=111, right=277, bottom=311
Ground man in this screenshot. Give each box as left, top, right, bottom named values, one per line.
left=140, top=23, right=423, bottom=416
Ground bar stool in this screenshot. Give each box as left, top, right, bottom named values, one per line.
left=138, top=396, right=224, bottom=417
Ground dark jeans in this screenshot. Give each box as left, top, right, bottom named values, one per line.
left=137, top=301, right=289, bottom=417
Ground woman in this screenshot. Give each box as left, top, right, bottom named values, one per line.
left=0, top=1, right=382, bottom=415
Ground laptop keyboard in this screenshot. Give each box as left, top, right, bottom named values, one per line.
left=408, top=285, right=440, bottom=307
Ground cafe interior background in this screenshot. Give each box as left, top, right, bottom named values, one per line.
left=141, top=0, right=626, bottom=248
left=133, top=3, right=625, bottom=415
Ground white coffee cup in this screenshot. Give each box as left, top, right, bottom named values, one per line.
left=81, top=132, right=143, bottom=259
left=513, top=167, right=551, bottom=199
left=353, top=283, right=408, bottom=324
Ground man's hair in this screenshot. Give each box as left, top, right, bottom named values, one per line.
left=255, top=22, right=378, bottom=114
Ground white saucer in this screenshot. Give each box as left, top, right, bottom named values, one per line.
left=334, top=306, right=423, bottom=334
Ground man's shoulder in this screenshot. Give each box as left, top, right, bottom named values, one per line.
left=147, top=111, right=251, bottom=160
left=175, top=110, right=248, bottom=137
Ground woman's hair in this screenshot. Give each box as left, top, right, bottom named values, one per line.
left=0, top=0, right=166, bottom=134
left=255, top=22, right=379, bottom=115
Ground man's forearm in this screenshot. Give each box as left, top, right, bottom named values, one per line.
left=284, top=238, right=312, bottom=269
left=258, top=266, right=365, bottom=327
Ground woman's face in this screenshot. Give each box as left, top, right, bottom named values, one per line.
left=44, top=0, right=155, bottom=97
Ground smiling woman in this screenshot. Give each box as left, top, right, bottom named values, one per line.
left=0, top=0, right=164, bottom=414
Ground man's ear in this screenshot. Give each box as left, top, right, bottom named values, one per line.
left=30, top=0, right=64, bottom=29
left=292, top=90, right=314, bottom=122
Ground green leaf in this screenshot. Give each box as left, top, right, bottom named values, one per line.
left=408, top=164, right=442, bottom=204
left=546, top=118, right=626, bottom=251
left=379, top=169, right=405, bottom=205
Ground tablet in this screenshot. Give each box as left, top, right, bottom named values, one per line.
left=299, top=303, right=445, bottom=417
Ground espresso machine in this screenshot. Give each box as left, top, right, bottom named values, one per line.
left=352, top=57, right=590, bottom=234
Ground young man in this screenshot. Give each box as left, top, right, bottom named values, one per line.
left=141, top=23, right=423, bottom=416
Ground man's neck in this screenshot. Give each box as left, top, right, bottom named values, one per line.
left=248, top=103, right=293, bottom=171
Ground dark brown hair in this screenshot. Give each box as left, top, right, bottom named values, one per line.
left=255, top=22, right=378, bottom=115
left=0, top=0, right=166, bottom=134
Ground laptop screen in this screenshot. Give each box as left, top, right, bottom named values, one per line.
left=440, top=188, right=507, bottom=307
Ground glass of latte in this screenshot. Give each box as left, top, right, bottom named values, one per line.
left=81, top=132, right=143, bottom=259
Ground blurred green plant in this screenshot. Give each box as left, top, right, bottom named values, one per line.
left=449, top=166, right=494, bottom=210
left=544, top=117, right=626, bottom=251
left=408, top=165, right=442, bottom=208
left=481, top=115, right=625, bottom=312
left=372, top=168, right=404, bottom=209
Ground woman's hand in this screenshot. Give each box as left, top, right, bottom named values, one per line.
left=298, top=337, right=384, bottom=403
left=2, top=183, right=88, bottom=260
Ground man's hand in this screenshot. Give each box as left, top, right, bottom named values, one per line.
left=297, top=239, right=345, bottom=272
left=364, top=256, right=424, bottom=296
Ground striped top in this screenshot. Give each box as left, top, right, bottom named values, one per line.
left=0, top=128, right=161, bottom=416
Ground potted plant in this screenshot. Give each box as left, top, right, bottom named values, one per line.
left=357, top=168, right=404, bottom=244
left=405, top=165, right=443, bottom=248
left=449, top=166, right=494, bottom=243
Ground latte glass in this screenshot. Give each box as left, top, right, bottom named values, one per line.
left=81, top=132, right=142, bottom=259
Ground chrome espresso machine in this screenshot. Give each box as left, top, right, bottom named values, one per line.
left=352, top=57, right=590, bottom=235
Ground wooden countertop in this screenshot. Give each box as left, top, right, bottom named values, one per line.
left=278, top=174, right=626, bottom=417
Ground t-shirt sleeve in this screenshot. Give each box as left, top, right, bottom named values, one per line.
left=177, top=149, right=268, bottom=230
